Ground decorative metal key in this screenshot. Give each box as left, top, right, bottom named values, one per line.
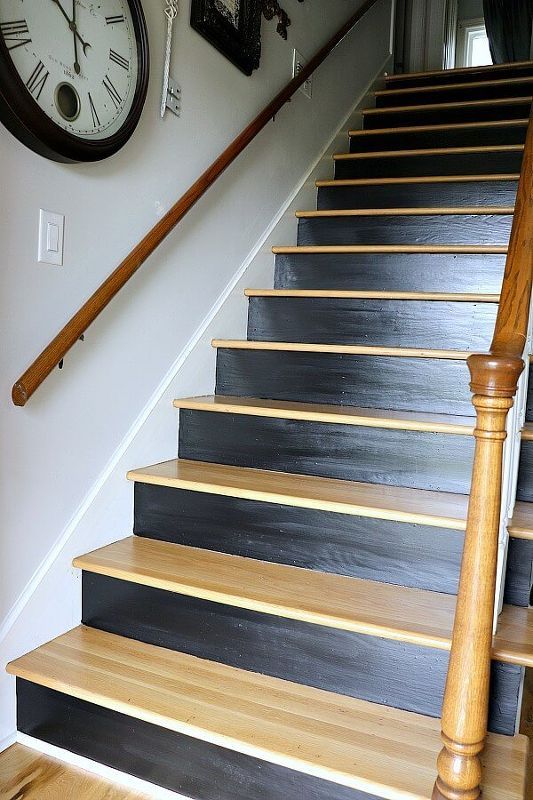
left=161, top=0, right=181, bottom=118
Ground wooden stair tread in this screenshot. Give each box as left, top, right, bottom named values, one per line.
left=295, top=208, right=514, bottom=217
left=127, top=458, right=470, bottom=530
left=348, top=119, right=529, bottom=136
left=385, top=60, right=533, bottom=83
left=508, top=501, right=533, bottom=540
left=212, top=340, right=473, bottom=359
left=334, top=145, right=524, bottom=160
left=521, top=423, right=533, bottom=441
left=174, top=394, right=476, bottom=434
left=73, top=537, right=533, bottom=667
left=6, top=626, right=528, bottom=800
left=272, top=245, right=508, bottom=254
left=362, top=96, right=533, bottom=115
left=245, top=290, right=499, bottom=301
left=376, top=75, right=533, bottom=97
left=316, top=175, right=520, bottom=187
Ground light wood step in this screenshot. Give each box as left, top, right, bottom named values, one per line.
left=376, top=75, right=533, bottom=98
left=6, top=626, right=528, bottom=800
left=509, top=501, right=533, bottom=540
left=127, top=458, right=470, bottom=530
left=385, top=60, right=533, bottom=84
left=174, top=395, right=476, bottom=434
left=272, top=245, right=508, bottom=254
left=316, top=174, right=520, bottom=187
left=348, top=119, right=529, bottom=137
left=212, top=340, right=473, bottom=360
left=521, top=424, right=533, bottom=441
left=73, top=536, right=533, bottom=668
left=362, top=96, right=533, bottom=116
left=244, top=290, right=500, bottom=301
left=295, top=208, right=514, bottom=218
left=333, top=145, right=524, bottom=161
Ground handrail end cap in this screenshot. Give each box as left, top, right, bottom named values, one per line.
left=12, top=382, right=29, bottom=407
left=467, top=352, right=525, bottom=398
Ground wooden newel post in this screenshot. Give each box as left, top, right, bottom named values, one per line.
left=433, top=352, right=524, bottom=800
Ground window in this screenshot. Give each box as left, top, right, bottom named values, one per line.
left=456, top=18, right=492, bottom=68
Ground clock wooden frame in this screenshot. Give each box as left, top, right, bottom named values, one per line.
left=0, top=0, right=150, bottom=163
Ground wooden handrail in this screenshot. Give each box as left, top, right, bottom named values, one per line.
left=11, top=0, right=382, bottom=407
left=433, top=114, right=533, bottom=800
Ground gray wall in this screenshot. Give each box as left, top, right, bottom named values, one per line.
left=458, top=0, right=484, bottom=22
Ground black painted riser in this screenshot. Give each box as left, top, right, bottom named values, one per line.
left=334, top=152, right=523, bottom=179
left=133, top=484, right=464, bottom=594
left=376, top=82, right=533, bottom=108
left=385, top=66, right=533, bottom=89
left=274, top=253, right=507, bottom=293
left=505, top=537, right=533, bottom=607
left=349, top=127, right=527, bottom=152
left=178, top=410, right=475, bottom=494
left=17, top=681, right=378, bottom=800
left=247, top=298, right=497, bottom=351
left=216, top=350, right=474, bottom=415
left=526, top=365, right=533, bottom=421
left=516, top=440, right=533, bottom=501
left=81, top=572, right=522, bottom=734
left=316, top=181, right=518, bottom=210
left=297, top=215, right=511, bottom=247
left=363, top=102, right=532, bottom=129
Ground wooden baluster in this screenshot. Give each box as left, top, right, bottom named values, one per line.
left=433, top=353, right=524, bottom=800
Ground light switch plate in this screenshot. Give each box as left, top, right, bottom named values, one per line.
left=292, top=49, right=313, bottom=100
left=38, top=209, right=64, bottom=266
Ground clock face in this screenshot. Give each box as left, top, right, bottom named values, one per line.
left=0, top=0, right=149, bottom=161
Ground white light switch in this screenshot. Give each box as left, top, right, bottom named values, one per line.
left=38, top=209, right=64, bottom=266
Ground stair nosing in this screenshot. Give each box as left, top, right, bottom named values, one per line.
left=294, top=207, right=514, bottom=217
left=348, top=119, right=529, bottom=136
left=212, top=341, right=472, bottom=360
left=333, top=144, right=524, bottom=160
left=173, top=394, right=477, bottom=434
left=244, top=289, right=500, bottom=301
left=272, top=245, right=508, bottom=254
left=315, top=174, right=520, bottom=187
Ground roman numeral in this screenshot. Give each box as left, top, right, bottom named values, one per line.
left=88, top=92, right=100, bottom=127
left=106, top=14, right=125, bottom=24
left=109, top=49, right=129, bottom=70
left=102, top=74, right=122, bottom=108
left=1, top=19, right=32, bottom=51
left=26, top=61, right=49, bottom=101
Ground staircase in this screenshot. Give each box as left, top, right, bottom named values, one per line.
left=8, top=61, right=533, bottom=800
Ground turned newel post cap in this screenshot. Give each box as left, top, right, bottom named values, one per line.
left=467, top=352, right=525, bottom=398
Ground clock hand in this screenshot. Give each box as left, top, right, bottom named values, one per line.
left=72, top=0, right=80, bottom=74
left=50, top=0, right=91, bottom=57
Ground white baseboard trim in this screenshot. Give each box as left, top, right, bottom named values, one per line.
left=0, top=53, right=391, bottom=649
left=17, top=733, right=191, bottom=798
left=0, top=730, right=17, bottom=754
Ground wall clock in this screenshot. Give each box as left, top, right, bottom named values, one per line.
left=0, top=1, right=149, bottom=163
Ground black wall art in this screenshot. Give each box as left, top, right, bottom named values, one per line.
left=190, top=0, right=262, bottom=75
left=191, top=0, right=305, bottom=74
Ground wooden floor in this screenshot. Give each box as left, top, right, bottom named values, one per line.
left=0, top=744, right=152, bottom=799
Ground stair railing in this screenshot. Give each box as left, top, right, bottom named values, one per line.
left=11, top=0, right=383, bottom=407
left=433, top=112, right=533, bottom=800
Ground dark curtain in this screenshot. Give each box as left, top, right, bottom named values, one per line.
left=483, top=0, right=533, bottom=64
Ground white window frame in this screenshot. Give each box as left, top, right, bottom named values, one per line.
left=455, top=17, right=491, bottom=68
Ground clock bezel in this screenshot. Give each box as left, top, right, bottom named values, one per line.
left=0, top=0, right=149, bottom=163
